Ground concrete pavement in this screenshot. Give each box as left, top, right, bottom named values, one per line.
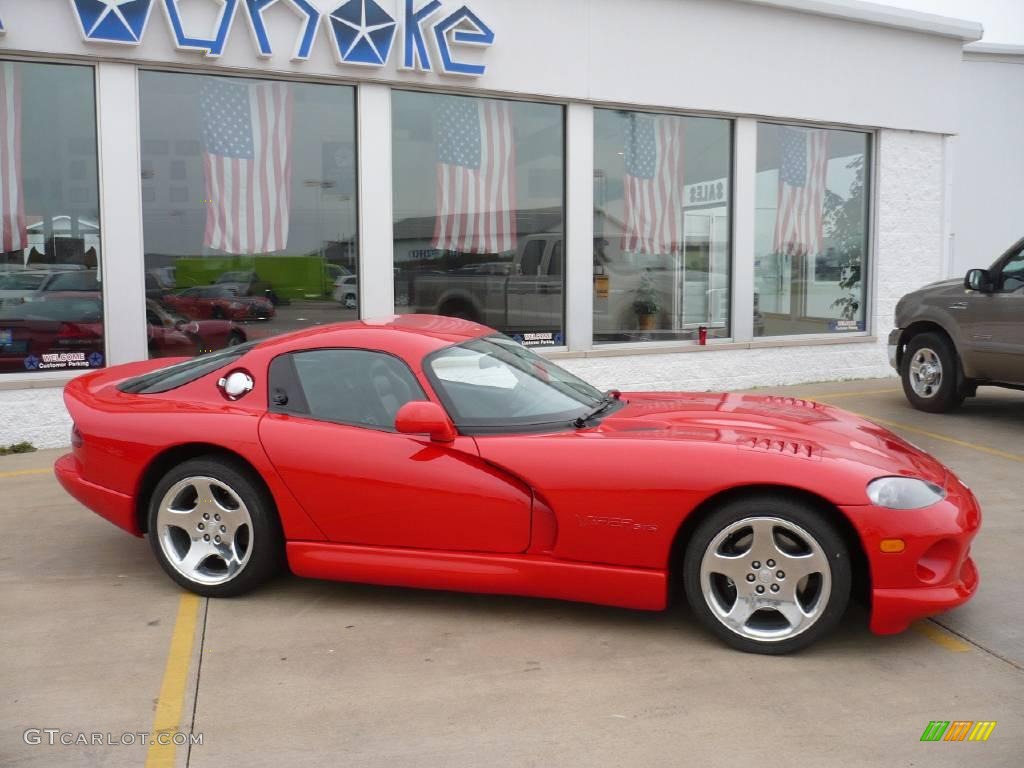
left=1, top=379, right=1022, bottom=767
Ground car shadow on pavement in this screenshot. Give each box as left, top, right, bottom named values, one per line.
left=234, top=572, right=880, bottom=657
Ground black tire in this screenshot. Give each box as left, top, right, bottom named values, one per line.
left=441, top=302, right=478, bottom=322
left=683, top=494, right=851, bottom=654
left=147, top=457, right=283, bottom=597
left=227, top=330, right=245, bottom=347
left=211, top=306, right=225, bottom=320
left=901, top=332, right=965, bottom=413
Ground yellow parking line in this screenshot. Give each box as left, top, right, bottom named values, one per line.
left=145, top=593, right=202, bottom=768
left=826, top=409, right=1024, bottom=465
left=912, top=621, right=972, bottom=652
left=0, top=467, right=52, bottom=479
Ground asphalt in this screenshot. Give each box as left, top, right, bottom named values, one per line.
left=1, top=378, right=1022, bottom=767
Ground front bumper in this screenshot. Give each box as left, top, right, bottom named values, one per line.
left=55, top=453, right=141, bottom=536
left=887, top=328, right=902, bottom=371
left=842, top=476, right=981, bottom=635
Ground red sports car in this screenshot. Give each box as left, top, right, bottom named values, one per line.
left=55, top=316, right=980, bottom=654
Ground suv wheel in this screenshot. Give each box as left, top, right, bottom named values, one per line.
left=901, top=332, right=965, bottom=413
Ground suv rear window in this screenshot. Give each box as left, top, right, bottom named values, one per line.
left=118, top=342, right=259, bottom=394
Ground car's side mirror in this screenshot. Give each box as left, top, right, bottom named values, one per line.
left=394, top=401, right=456, bottom=443
left=964, top=268, right=993, bottom=293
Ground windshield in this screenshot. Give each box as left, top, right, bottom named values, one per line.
left=0, top=273, right=45, bottom=290
left=44, top=271, right=101, bottom=292
left=0, top=297, right=102, bottom=322
left=426, top=335, right=606, bottom=432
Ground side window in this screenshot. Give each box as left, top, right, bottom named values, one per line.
left=549, top=241, right=563, bottom=276
left=999, top=248, right=1024, bottom=292
left=270, top=349, right=426, bottom=431
left=519, top=240, right=544, bottom=276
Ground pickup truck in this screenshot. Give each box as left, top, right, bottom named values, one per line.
left=407, top=235, right=729, bottom=340
left=407, top=236, right=563, bottom=334
left=889, top=236, right=1024, bottom=412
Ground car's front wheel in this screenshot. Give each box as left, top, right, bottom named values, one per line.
left=147, top=457, right=283, bottom=597
left=901, top=332, right=965, bottom=413
left=683, top=495, right=851, bottom=654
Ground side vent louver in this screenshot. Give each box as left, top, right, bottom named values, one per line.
left=743, top=436, right=820, bottom=460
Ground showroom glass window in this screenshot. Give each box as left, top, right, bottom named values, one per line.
left=139, top=72, right=357, bottom=359
left=754, top=124, right=871, bottom=337
left=391, top=91, right=565, bottom=348
left=594, top=110, right=732, bottom=344
left=0, top=61, right=103, bottom=376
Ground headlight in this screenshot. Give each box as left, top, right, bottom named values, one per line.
left=867, top=476, right=946, bottom=509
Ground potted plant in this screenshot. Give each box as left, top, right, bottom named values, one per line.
left=633, top=272, right=660, bottom=331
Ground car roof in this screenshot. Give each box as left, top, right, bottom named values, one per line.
left=250, top=314, right=492, bottom=359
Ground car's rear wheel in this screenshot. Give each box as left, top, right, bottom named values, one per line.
left=683, top=495, right=851, bottom=654
left=901, top=332, right=965, bottom=413
left=147, top=457, right=282, bottom=597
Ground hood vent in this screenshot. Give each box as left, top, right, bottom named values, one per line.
left=742, top=436, right=821, bottom=460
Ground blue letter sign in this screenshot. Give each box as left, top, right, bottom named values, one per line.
left=433, top=5, right=494, bottom=76
left=71, top=0, right=156, bottom=45
left=162, top=0, right=239, bottom=57
left=65, top=0, right=494, bottom=75
left=328, top=0, right=398, bottom=67
left=243, top=0, right=321, bottom=60
left=402, top=0, right=441, bottom=70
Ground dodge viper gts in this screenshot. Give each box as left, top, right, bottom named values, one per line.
left=55, top=315, right=980, bottom=653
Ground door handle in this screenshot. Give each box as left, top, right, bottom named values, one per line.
left=948, top=302, right=968, bottom=310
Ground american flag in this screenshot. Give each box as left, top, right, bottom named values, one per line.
left=773, top=127, right=829, bottom=256
left=621, top=114, right=685, bottom=255
left=432, top=97, right=516, bottom=254
left=201, top=78, right=293, bottom=254
left=0, top=62, right=26, bottom=254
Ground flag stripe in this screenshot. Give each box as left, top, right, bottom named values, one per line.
left=1, top=62, right=26, bottom=254
left=203, top=80, right=292, bottom=254
left=621, top=116, right=684, bottom=255
left=432, top=99, right=516, bottom=254
left=773, top=128, right=829, bottom=256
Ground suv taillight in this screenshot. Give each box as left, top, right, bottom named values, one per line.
left=71, top=424, right=83, bottom=449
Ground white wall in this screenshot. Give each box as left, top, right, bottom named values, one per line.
left=0, top=0, right=970, bottom=133
left=951, top=49, right=1024, bottom=274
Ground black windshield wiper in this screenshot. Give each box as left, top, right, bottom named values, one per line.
left=572, top=390, right=620, bottom=428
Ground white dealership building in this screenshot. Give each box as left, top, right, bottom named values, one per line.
left=0, top=0, right=1017, bottom=448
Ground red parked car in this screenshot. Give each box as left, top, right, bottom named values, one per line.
left=0, top=295, right=249, bottom=372
left=145, top=300, right=247, bottom=357
left=163, top=286, right=274, bottom=321
left=55, top=316, right=980, bottom=653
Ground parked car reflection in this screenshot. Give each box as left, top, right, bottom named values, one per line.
left=145, top=299, right=247, bottom=357
left=163, top=286, right=275, bottom=321
left=0, top=272, right=48, bottom=308
left=214, top=270, right=280, bottom=306
left=0, top=294, right=255, bottom=372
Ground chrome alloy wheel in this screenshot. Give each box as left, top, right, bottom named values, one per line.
left=699, top=516, right=832, bottom=643
left=155, top=476, right=253, bottom=586
left=909, top=347, right=943, bottom=399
